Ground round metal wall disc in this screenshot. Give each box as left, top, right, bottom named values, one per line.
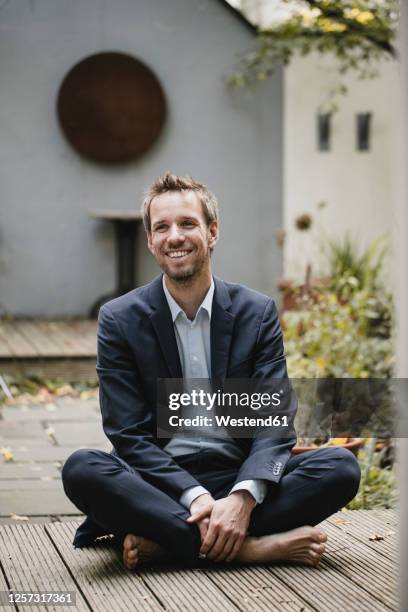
left=57, top=51, right=167, bottom=163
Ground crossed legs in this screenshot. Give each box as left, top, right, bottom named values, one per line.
left=62, top=447, right=360, bottom=568
left=62, top=450, right=201, bottom=565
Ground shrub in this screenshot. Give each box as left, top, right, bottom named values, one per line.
left=282, top=289, right=394, bottom=379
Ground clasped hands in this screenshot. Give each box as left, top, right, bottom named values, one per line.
left=187, top=491, right=255, bottom=562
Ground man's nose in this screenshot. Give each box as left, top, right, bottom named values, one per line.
left=167, top=225, right=186, bottom=244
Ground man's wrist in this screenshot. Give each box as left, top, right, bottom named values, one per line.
left=230, top=489, right=256, bottom=509
left=190, top=492, right=213, bottom=509
left=229, top=479, right=267, bottom=505
left=180, top=485, right=209, bottom=510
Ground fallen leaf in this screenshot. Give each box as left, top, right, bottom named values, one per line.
left=1, top=447, right=14, bottom=462
left=10, top=514, right=29, bottom=521
left=333, top=518, right=352, bottom=525
left=80, top=390, right=98, bottom=400
left=55, top=384, right=74, bottom=396
left=369, top=531, right=395, bottom=541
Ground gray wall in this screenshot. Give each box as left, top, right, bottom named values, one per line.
left=0, top=0, right=282, bottom=316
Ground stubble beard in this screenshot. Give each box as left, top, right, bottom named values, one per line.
left=160, top=248, right=210, bottom=288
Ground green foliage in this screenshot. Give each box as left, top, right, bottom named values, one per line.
left=326, top=234, right=388, bottom=296
left=282, top=234, right=394, bottom=378
left=283, top=291, right=394, bottom=378
left=347, top=447, right=397, bottom=509
left=228, top=0, right=398, bottom=92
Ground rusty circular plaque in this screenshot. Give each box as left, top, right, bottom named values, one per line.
left=57, top=52, right=166, bottom=162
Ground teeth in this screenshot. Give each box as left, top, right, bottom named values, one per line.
left=168, top=251, right=189, bottom=258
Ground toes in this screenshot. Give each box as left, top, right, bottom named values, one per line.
left=311, top=542, right=326, bottom=555
left=125, top=551, right=138, bottom=570
left=123, top=534, right=139, bottom=569
left=123, top=534, right=137, bottom=551
left=312, top=529, right=327, bottom=543
left=292, top=553, right=319, bottom=566
left=308, top=550, right=323, bottom=565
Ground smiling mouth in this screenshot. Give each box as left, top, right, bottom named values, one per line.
left=166, top=250, right=192, bottom=259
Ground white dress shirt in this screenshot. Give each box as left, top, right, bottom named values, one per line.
left=162, top=276, right=267, bottom=509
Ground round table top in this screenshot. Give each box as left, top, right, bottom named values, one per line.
left=90, top=209, right=143, bottom=221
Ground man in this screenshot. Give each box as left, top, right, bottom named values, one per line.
left=62, top=172, right=361, bottom=569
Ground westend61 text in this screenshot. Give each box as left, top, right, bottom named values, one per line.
left=168, top=390, right=282, bottom=411
left=168, top=415, right=289, bottom=427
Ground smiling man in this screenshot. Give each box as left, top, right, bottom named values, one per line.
left=62, top=172, right=361, bottom=569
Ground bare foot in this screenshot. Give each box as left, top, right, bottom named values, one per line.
left=237, top=526, right=327, bottom=566
left=122, top=534, right=166, bottom=570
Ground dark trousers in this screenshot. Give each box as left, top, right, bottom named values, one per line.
left=62, top=446, right=361, bottom=565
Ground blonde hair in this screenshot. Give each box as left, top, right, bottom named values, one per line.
left=141, top=171, right=219, bottom=232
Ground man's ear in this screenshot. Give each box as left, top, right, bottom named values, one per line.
left=147, top=232, right=154, bottom=255
left=208, top=220, right=219, bottom=249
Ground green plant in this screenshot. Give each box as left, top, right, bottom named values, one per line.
left=281, top=233, right=395, bottom=451
left=228, top=0, right=397, bottom=92
left=347, top=445, right=397, bottom=509
left=326, top=233, right=388, bottom=296
left=282, top=289, right=394, bottom=378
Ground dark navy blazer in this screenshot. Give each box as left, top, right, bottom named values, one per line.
left=97, top=275, right=297, bottom=500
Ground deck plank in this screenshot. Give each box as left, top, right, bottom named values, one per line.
left=0, top=322, right=15, bottom=358
left=36, top=322, right=80, bottom=357
left=46, top=522, right=162, bottom=611
left=36, top=322, right=94, bottom=357
left=0, top=522, right=89, bottom=611
left=0, top=320, right=98, bottom=360
left=321, top=520, right=397, bottom=609
left=203, top=565, right=313, bottom=611
left=0, top=510, right=399, bottom=612
left=48, top=521, right=238, bottom=612
left=0, top=322, right=38, bottom=357
left=60, top=321, right=97, bottom=355
left=0, top=358, right=97, bottom=381
left=327, top=508, right=397, bottom=561
left=268, top=560, right=392, bottom=611
left=138, top=566, right=239, bottom=612
left=13, top=321, right=64, bottom=357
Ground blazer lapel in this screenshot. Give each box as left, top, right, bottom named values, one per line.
left=211, top=277, right=235, bottom=380
left=147, top=276, right=183, bottom=378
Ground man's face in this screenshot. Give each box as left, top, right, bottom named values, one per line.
left=147, top=190, right=218, bottom=282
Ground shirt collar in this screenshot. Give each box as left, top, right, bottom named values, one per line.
left=162, top=275, right=214, bottom=323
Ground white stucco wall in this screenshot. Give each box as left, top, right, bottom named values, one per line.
left=283, top=54, right=398, bottom=281
left=0, top=0, right=283, bottom=316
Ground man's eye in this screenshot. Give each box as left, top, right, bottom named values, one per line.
left=181, top=221, right=194, bottom=227
left=155, top=225, right=167, bottom=232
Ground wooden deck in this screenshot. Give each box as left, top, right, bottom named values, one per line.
left=0, top=509, right=398, bottom=611
left=0, top=320, right=97, bottom=380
